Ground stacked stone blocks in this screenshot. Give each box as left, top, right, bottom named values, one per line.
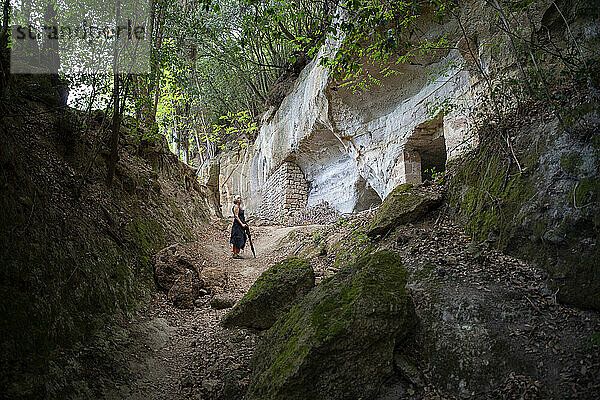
left=391, top=149, right=422, bottom=186
left=259, top=161, right=309, bottom=223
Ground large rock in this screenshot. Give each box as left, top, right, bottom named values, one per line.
left=246, top=251, right=415, bottom=400
left=221, top=258, right=314, bottom=330
left=210, top=293, right=236, bottom=310
left=154, top=243, right=201, bottom=292
left=367, top=183, right=442, bottom=237
left=168, top=269, right=200, bottom=309
left=200, top=267, right=228, bottom=293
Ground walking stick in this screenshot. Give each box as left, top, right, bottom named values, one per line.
left=245, top=226, right=256, bottom=258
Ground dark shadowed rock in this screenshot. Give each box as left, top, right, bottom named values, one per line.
left=168, top=269, right=200, bottom=309
left=367, top=184, right=442, bottom=237
left=221, top=258, right=314, bottom=330
left=210, top=293, right=236, bottom=310
left=200, top=267, right=228, bottom=293
left=246, top=251, right=415, bottom=400
left=218, top=369, right=247, bottom=400
left=154, top=243, right=201, bottom=292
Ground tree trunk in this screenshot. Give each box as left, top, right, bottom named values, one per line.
left=0, top=0, right=10, bottom=92
left=171, top=103, right=179, bottom=158
left=106, top=0, right=122, bottom=186
left=43, top=1, right=60, bottom=74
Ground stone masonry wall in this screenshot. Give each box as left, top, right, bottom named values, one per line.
left=259, top=161, right=309, bottom=223
left=390, top=149, right=422, bottom=186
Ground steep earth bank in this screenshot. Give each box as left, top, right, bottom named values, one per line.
left=447, top=91, right=600, bottom=310
left=0, top=75, right=215, bottom=396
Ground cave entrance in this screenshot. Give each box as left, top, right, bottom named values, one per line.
left=405, top=115, right=447, bottom=183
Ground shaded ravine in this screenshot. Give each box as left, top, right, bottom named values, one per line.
left=102, top=224, right=316, bottom=400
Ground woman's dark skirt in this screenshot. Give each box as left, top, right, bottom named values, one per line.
left=230, top=223, right=246, bottom=249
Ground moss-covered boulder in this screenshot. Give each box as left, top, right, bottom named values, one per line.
left=221, top=258, right=314, bottom=330
left=367, top=184, right=442, bottom=237
left=245, top=251, right=415, bottom=400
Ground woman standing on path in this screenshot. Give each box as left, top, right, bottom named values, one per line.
left=230, top=195, right=247, bottom=259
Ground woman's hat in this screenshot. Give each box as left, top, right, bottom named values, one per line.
left=234, top=195, right=242, bottom=202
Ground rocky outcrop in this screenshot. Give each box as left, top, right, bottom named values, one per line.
left=210, top=293, right=236, bottom=310
left=246, top=251, right=415, bottom=400
left=448, top=94, right=600, bottom=310
left=153, top=244, right=227, bottom=308
left=212, top=8, right=478, bottom=218
left=168, top=269, right=201, bottom=309
left=292, top=200, right=600, bottom=398
left=222, top=258, right=314, bottom=330
left=367, top=183, right=443, bottom=237
left=199, top=267, right=228, bottom=293
left=154, top=243, right=202, bottom=292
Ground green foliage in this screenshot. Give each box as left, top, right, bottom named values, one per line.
left=320, top=0, right=453, bottom=92
left=214, top=110, right=259, bottom=150
left=424, top=166, right=445, bottom=184
left=312, top=230, right=324, bottom=244
left=334, top=215, right=351, bottom=227
left=560, top=152, right=583, bottom=175
left=588, top=332, right=600, bottom=348
left=426, top=97, right=458, bottom=119
left=139, top=0, right=333, bottom=162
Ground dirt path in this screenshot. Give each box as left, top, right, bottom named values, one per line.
left=101, top=224, right=315, bottom=400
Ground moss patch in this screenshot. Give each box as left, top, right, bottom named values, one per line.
left=311, top=251, right=408, bottom=343
left=126, top=216, right=165, bottom=267
left=245, top=258, right=309, bottom=301
left=368, top=184, right=442, bottom=237
left=449, top=144, right=533, bottom=248
left=247, top=251, right=414, bottom=400
left=574, top=177, right=600, bottom=207
left=560, top=152, right=584, bottom=175
left=222, top=257, right=314, bottom=330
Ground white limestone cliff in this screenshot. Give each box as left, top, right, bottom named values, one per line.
left=212, top=13, right=482, bottom=218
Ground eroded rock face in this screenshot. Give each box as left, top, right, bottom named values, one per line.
left=367, top=183, right=443, bottom=237
left=197, top=159, right=222, bottom=218
left=222, top=258, right=314, bottom=330
left=246, top=251, right=415, bottom=400
left=448, top=100, right=600, bottom=310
